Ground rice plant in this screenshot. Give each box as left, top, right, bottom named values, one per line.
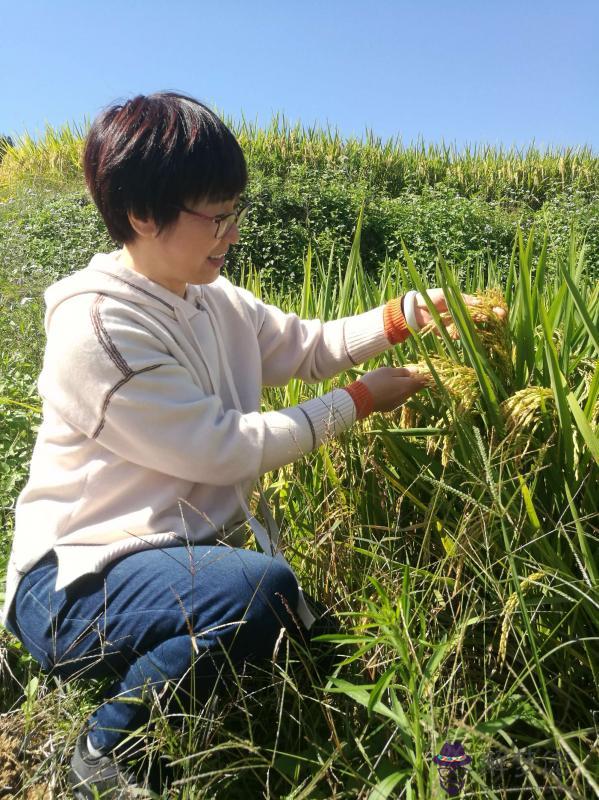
left=258, top=221, right=599, bottom=798
left=1, top=197, right=597, bottom=796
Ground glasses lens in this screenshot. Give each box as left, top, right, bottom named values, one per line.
left=237, top=205, right=249, bottom=227
left=216, top=206, right=249, bottom=239
left=214, top=216, right=230, bottom=239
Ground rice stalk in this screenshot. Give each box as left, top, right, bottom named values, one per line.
left=403, top=357, right=479, bottom=410
left=501, top=387, right=557, bottom=432
left=577, top=358, right=599, bottom=429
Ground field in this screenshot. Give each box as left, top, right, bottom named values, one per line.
left=0, top=122, right=598, bottom=799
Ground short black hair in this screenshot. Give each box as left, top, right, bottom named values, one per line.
left=83, top=91, right=248, bottom=244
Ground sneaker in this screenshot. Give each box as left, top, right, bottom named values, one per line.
left=68, top=729, right=151, bottom=799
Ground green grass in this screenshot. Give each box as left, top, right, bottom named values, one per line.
left=1, top=196, right=597, bottom=797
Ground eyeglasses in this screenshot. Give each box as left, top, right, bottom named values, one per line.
left=173, top=203, right=250, bottom=239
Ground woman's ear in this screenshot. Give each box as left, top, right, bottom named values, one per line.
left=127, top=210, right=160, bottom=239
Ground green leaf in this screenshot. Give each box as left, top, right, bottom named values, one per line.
left=400, top=242, right=459, bottom=361
left=566, top=391, right=599, bottom=464
left=0, top=396, right=42, bottom=413
left=583, top=360, right=599, bottom=421
left=366, top=427, right=450, bottom=436
left=21, top=676, right=39, bottom=717
left=531, top=231, right=548, bottom=320
left=368, top=666, right=398, bottom=715
left=547, top=279, right=569, bottom=330
left=441, top=534, right=456, bottom=556
left=437, top=255, right=505, bottom=431
left=504, top=237, right=518, bottom=309
left=515, top=233, right=536, bottom=385
left=328, top=679, right=398, bottom=723
left=368, top=770, right=411, bottom=800
left=538, top=299, right=575, bottom=475
left=557, top=249, right=599, bottom=355
left=420, top=635, right=451, bottom=690
left=475, top=715, right=519, bottom=734
left=299, top=241, right=312, bottom=319
left=517, top=473, right=541, bottom=531
left=339, top=205, right=364, bottom=316
left=564, top=481, right=598, bottom=586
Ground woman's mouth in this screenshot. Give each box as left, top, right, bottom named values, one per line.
left=208, top=253, right=226, bottom=267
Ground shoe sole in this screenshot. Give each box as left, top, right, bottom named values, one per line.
left=68, top=765, right=139, bottom=799
left=69, top=768, right=160, bottom=799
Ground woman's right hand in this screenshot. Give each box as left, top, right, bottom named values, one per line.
left=358, top=366, right=430, bottom=414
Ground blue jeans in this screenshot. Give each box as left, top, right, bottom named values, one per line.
left=4, top=545, right=303, bottom=753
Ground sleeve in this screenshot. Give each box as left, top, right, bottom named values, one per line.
left=234, top=287, right=410, bottom=387
left=38, top=297, right=362, bottom=485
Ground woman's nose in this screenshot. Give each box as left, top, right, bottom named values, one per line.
left=224, top=222, right=240, bottom=246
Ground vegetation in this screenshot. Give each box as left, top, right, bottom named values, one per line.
left=1, top=118, right=598, bottom=289
left=0, top=135, right=14, bottom=165
left=0, top=120, right=598, bottom=798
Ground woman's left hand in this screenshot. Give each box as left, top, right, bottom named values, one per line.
left=413, top=288, right=507, bottom=338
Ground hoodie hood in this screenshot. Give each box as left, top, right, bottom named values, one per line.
left=44, top=250, right=206, bottom=332
left=44, top=250, right=231, bottom=399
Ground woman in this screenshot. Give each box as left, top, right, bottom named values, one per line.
left=1, top=91, right=495, bottom=798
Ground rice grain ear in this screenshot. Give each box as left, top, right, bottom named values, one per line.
left=400, top=405, right=417, bottom=429
left=500, top=387, right=558, bottom=463
left=397, top=358, right=480, bottom=464
left=502, top=387, right=556, bottom=431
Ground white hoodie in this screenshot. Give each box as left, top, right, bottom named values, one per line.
left=1, top=250, right=409, bottom=628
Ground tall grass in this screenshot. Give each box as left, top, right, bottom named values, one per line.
left=1, top=115, right=598, bottom=205
left=234, top=113, right=599, bottom=205
left=1, top=205, right=597, bottom=796
left=0, top=120, right=87, bottom=195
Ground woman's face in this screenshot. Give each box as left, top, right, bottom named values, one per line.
left=120, top=195, right=241, bottom=297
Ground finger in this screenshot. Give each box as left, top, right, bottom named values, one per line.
left=438, top=325, right=459, bottom=340
left=396, top=366, right=419, bottom=377
left=399, top=379, right=430, bottom=396
left=440, top=320, right=459, bottom=340
left=396, top=366, right=429, bottom=382
left=417, top=288, right=447, bottom=313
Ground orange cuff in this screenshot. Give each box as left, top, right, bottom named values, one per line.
left=383, top=297, right=410, bottom=344
left=344, top=380, right=375, bottom=421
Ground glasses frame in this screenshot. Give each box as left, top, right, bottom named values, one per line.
left=173, top=202, right=250, bottom=239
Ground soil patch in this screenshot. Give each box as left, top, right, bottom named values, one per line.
left=0, top=714, right=52, bottom=799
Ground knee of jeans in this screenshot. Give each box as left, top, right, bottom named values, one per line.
left=253, top=559, right=299, bottom=620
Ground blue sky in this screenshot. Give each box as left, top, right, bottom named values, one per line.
left=1, top=0, right=598, bottom=151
